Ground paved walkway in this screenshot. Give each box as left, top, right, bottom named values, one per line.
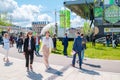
left=0, top=53, right=120, bottom=80
left=0, top=45, right=120, bottom=73
left=0, top=54, right=64, bottom=80
left=0, top=45, right=120, bottom=80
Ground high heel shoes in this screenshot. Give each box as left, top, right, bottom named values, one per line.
left=30, top=65, right=33, bottom=71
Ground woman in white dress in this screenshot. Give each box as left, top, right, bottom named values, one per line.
left=3, top=33, right=10, bottom=62
left=41, top=31, right=53, bottom=70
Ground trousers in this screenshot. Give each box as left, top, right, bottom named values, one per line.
left=25, top=50, right=34, bottom=67
left=72, top=51, right=82, bottom=67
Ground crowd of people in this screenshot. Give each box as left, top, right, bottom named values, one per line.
left=2, top=31, right=87, bottom=72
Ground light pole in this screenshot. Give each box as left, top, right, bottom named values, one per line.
left=55, top=9, right=58, bottom=36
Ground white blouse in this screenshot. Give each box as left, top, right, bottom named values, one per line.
left=42, top=37, right=53, bottom=48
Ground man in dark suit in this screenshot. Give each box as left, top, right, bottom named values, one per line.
left=23, top=32, right=35, bottom=71
left=72, top=32, right=82, bottom=69
left=62, top=33, right=68, bottom=56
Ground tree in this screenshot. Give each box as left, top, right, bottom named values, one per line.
left=82, top=21, right=93, bottom=36
left=0, top=13, right=12, bottom=26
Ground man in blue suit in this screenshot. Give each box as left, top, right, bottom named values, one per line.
left=62, top=33, right=68, bottom=56
left=72, top=32, right=82, bottom=69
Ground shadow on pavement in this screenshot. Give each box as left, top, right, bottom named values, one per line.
left=4, top=62, right=13, bottom=66
left=36, top=55, right=43, bottom=57
left=80, top=68, right=100, bottom=75
left=27, top=71, right=43, bottom=80
left=46, top=68, right=63, bottom=76
left=83, top=62, right=101, bottom=68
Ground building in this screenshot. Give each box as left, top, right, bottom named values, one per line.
left=64, top=0, right=120, bottom=38
left=32, top=21, right=49, bottom=34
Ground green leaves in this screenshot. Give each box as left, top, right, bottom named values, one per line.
left=82, top=21, right=92, bottom=36
left=0, top=20, right=11, bottom=26
left=0, top=13, right=12, bottom=26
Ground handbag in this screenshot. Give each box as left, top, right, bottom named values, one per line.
left=71, top=50, right=76, bottom=55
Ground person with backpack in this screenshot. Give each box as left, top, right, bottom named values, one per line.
left=17, top=36, right=23, bottom=53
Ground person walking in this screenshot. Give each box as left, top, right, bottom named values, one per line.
left=17, top=36, right=23, bottom=53
left=106, top=35, right=110, bottom=47
left=72, top=32, right=83, bottom=69
left=16, top=35, right=19, bottom=49
left=3, top=33, right=10, bottom=62
left=9, top=35, right=14, bottom=47
left=34, top=33, right=41, bottom=56
left=81, top=34, right=87, bottom=61
left=41, top=31, right=53, bottom=71
left=23, top=32, right=35, bottom=71
left=52, top=34, right=57, bottom=50
left=62, top=33, right=68, bottom=56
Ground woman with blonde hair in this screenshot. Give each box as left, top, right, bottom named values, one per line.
left=3, top=33, right=10, bottom=62
left=41, top=31, right=53, bottom=71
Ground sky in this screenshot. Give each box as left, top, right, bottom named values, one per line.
left=0, top=0, right=86, bottom=27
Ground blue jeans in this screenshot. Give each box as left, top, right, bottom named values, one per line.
left=35, top=45, right=40, bottom=55
left=72, top=51, right=82, bottom=67
left=81, top=49, right=84, bottom=61
left=63, top=46, right=68, bottom=56
left=18, top=45, right=22, bottom=53
left=106, top=41, right=110, bottom=47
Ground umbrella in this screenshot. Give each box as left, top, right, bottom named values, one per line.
left=40, top=23, right=56, bottom=35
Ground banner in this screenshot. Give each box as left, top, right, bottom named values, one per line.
left=94, top=7, right=103, bottom=17
left=60, top=10, right=64, bottom=28
left=59, top=10, right=70, bottom=28
left=104, top=5, right=119, bottom=24
left=110, top=0, right=114, bottom=4
left=104, top=28, right=120, bottom=32
left=65, top=10, right=70, bottom=28
left=104, top=0, right=114, bottom=5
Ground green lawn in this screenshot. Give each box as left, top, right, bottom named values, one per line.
left=52, top=40, right=120, bottom=60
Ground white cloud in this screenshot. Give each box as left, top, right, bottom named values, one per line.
left=8, top=3, right=52, bottom=27
left=71, top=12, right=76, bottom=16
left=26, top=23, right=32, bottom=27
left=38, top=14, right=53, bottom=21
left=70, top=16, right=93, bottom=28
left=60, top=7, right=70, bottom=11
left=11, top=4, right=42, bottom=22
left=61, top=7, right=65, bottom=10
left=0, top=0, right=18, bottom=13
left=0, top=0, right=53, bottom=27
left=71, top=16, right=86, bottom=28
left=10, top=4, right=51, bottom=27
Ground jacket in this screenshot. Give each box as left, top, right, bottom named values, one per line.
left=73, top=36, right=82, bottom=52
left=17, top=38, right=23, bottom=45
left=23, top=37, right=35, bottom=52
left=62, top=36, right=68, bottom=47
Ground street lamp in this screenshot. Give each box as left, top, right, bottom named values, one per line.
left=55, top=9, right=58, bottom=36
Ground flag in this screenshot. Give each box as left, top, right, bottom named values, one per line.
left=59, top=10, right=70, bottom=28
